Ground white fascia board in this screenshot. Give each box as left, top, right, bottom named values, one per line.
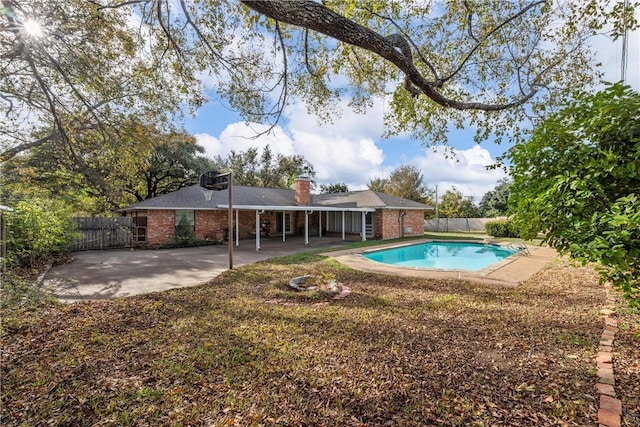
left=119, top=207, right=219, bottom=211
left=380, top=206, right=432, bottom=210
left=217, top=205, right=376, bottom=212
left=122, top=205, right=376, bottom=212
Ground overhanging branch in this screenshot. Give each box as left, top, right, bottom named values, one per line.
left=241, top=0, right=539, bottom=111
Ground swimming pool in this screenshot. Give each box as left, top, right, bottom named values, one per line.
left=363, top=241, right=519, bottom=272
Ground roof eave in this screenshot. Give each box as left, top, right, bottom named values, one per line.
left=121, top=205, right=376, bottom=212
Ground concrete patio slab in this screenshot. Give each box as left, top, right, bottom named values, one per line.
left=44, top=237, right=557, bottom=303
left=43, top=237, right=352, bottom=302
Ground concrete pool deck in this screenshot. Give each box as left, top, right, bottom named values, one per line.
left=324, top=239, right=558, bottom=287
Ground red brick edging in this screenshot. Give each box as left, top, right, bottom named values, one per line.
left=597, top=283, right=621, bottom=427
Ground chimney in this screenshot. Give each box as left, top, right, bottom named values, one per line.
left=294, top=167, right=311, bottom=205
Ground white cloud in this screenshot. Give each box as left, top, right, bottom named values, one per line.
left=411, top=145, right=507, bottom=203
left=597, top=29, right=640, bottom=91
left=283, top=98, right=386, bottom=188
left=195, top=122, right=295, bottom=159
left=290, top=131, right=384, bottom=187
left=284, top=96, right=387, bottom=139
left=194, top=110, right=504, bottom=203
left=193, top=133, right=221, bottom=158
left=194, top=95, right=388, bottom=189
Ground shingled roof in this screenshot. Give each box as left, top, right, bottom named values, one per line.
left=312, top=190, right=431, bottom=210
left=121, top=185, right=433, bottom=211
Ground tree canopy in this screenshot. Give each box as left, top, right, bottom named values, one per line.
left=2, top=118, right=212, bottom=213
left=2, top=0, right=637, bottom=161
left=0, top=0, right=201, bottom=162
left=319, top=182, right=349, bottom=194
left=367, top=177, right=387, bottom=193
left=438, top=187, right=479, bottom=218
left=479, top=179, right=511, bottom=217
left=212, top=146, right=313, bottom=188
left=371, top=164, right=433, bottom=203
left=509, top=83, right=640, bottom=306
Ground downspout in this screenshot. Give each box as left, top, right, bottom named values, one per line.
left=305, top=211, right=313, bottom=245
left=235, top=209, right=239, bottom=247
left=255, top=210, right=264, bottom=251
left=399, top=210, right=406, bottom=238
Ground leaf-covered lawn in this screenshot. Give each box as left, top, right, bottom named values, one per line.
left=616, top=308, right=640, bottom=426
left=1, top=253, right=623, bottom=426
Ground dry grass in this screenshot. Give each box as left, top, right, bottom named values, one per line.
left=1, top=251, right=627, bottom=426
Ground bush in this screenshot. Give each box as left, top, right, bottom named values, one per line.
left=485, top=219, right=520, bottom=238
left=6, top=199, right=78, bottom=268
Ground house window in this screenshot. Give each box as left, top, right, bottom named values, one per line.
left=275, top=212, right=292, bottom=234
left=175, top=210, right=195, bottom=240
left=326, top=211, right=363, bottom=233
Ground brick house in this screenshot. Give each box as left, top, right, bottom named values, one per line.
left=121, top=175, right=432, bottom=248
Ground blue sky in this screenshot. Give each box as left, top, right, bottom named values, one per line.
left=184, top=30, right=639, bottom=203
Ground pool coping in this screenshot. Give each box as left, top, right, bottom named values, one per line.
left=323, top=239, right=558, bottom=287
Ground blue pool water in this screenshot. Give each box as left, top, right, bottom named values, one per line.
left=363, top=241, right=518, bottom=272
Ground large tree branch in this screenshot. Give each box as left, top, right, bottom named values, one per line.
left=0, top=133, right=55, bottom=162
left=241, top=0, right=538, bottom=111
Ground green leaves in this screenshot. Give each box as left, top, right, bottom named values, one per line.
left=213, top=146, right=313, bottom=188
left=509, top=83, right=640, bottom=306
left=6, top=199, right=78, bottom=268
left=376, top=164, right=434, bottom=204
left=5, top=0, right=635, bottom=160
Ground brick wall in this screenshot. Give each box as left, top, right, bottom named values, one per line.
left=371, top=211, right=383, bottom=239
left=235, top=210, right=272, bottom=238
left=380, top=210, right=402, bottom=240
left=146, top=210, right=175, bottom=245
left=195, top=210, right=221, bottom=240
left=293, top=210, right=320, bottom=235
left=402, top=210, right=425, bottom=237
left=137, top=207, right=425, bottom=244
left=378, top=209, right=424, bottom=239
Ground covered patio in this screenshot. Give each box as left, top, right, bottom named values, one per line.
left=226, top=205, right=376, bottom=251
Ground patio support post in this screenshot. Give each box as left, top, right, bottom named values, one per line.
left=326, top=211, right=329, bottom=235
left=255, top=210, right=262, bottom=251
left=361, top=211, right=367, bottom=242
left=304, top=211, right=313, bottom=245
left=228, top=173, right=233, bottom=270
left=341, top=211, right=345, bottom=241
left=318, top=211, right=322, bottom=237
left=235, top=209, right=239, bottom=247
left=282, top=210, right=286, bottom=242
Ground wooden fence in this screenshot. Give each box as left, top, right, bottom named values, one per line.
left=70, top=217, right=134, bottom=251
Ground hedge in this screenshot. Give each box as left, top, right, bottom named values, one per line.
left=485, top=219, right=520, bottom=238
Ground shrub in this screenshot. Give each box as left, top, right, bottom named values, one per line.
left=6, top=199, right=78, bottom=268
left=485, top=219, right=520, bottom=238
